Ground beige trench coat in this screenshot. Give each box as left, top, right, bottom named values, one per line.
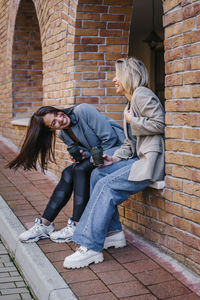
left=114, top=86, right=165, bottom=182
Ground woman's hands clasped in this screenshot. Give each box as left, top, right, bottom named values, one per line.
left=100, top=154, right=121, bottom=167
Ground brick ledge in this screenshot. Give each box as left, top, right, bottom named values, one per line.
left=11, top=118, right=30, bottom=127
left=149, top=180, right=165, bottom=189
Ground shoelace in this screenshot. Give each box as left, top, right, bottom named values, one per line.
left=76, top=246, right=88, bottom=254
left=29, top=224, right=44, bottom=234
left=60, top=224, right=73, bottom=234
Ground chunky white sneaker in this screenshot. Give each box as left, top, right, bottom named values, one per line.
left=63, top=246, right=104, bottom=269
left=103, top=231, right=126, bottom=249
left=19, top=218, right=54, bottom=243
left=50, top=218, right=76, bottom=243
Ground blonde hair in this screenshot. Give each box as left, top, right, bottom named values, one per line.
left=115, top=57, right=149, bottom=95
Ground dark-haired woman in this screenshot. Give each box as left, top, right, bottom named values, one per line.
left=8, top=103, right=125, bottom=243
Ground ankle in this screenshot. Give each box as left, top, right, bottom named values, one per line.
left=41, top=217, right=51, bottom=226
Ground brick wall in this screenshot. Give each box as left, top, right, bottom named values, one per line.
left=73, top=0, right=133, bottom=122
left=163, top=0, right=200, bottom=273
left=0, top=0, right=199, bottom=274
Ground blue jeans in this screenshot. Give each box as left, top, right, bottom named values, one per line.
left=72, top=158, right=152, bottom=252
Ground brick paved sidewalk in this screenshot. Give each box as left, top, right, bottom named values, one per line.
left=0, top=239, right=35, bottom=299
left=0, top=137, right=200, bottom=300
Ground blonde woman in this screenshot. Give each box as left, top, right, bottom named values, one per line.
left=63, top=57, right=165, bottom=268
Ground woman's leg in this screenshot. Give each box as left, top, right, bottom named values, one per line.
left=72, top=158, right=151, bottom=252
left=90, top=158, right=138, bottom=233
left=42, top=164, right=74, bottom=222
left=72, top=158, right=95, bottom=222
left=47, top=158, right=95, bottom=243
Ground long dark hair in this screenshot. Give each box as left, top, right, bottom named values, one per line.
left=8, top=106, right=75, bottom=172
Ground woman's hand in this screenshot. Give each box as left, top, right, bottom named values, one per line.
left=124, top=109, right=133, bottom=124
left=70, top=150, right=87, bottom=164
left=100, top=154, right=121, bottom=167
left=80, top=150, right=88, bottom=160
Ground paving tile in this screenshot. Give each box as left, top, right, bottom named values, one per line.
left=167, top=293, right=200, bottom=299
left=122, top=295, right=157, bottom=300
left=0, top=295, right=21, bottom=299
left=8, top=204, right=33, bottom=210
left=1, top=287, right=29, bottom=295
left=61, top=268, right=98, bottom=284
left=7, top=199, right=27, bottom=206
left=111, top=246, right=147, bottom=264
left=0, top=273, right=9, bottom=277
left=0, top=255, right=10, bottom=263
left=148, top=280, right=191, bottom=299
left=0, top=267, right=16, bottom=273
left=108, top=280, right=149, bottom=298
left=79, top=292, right=117, bottom=300
left=90, top=258, right=123, bottom=273
left=39, top=241, right=71, bottom=253
left=21, top=294, right=34, bottom=299
left=124, top=258, right=159, bottom=274
left=45, top=250, right=72, bottom=262
left=15, top=281, right=27, bottom=287
left=102, top=251, right=113, bottom=261
left=135, top=267, right=173, bottom=285
left=0, top=282, right=15, bottom=288
left=0, top=276, right=23, bottom=283
left=98, top=269, right=135, bottom=284
left=18, top=215, right=39, bottom=223
left=4, top=262, right=15, bottom=267
left=70, top=279, right=108, bottom=297
left=14, top=208, right=38, bottom=217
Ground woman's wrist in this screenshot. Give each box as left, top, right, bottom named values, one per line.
left=112, top=156, right=122, bottom=163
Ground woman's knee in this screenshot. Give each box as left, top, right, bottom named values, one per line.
left=61, top=165, right=73, bottom=182
left=90, top=168, right=103, bottom=187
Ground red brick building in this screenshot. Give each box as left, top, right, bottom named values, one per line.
left=0, top=0, right=199, bottom=274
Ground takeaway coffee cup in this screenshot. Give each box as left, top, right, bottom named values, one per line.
left=91, top=146, right=104, bottom=167
left=68, top=144, right=82, bottom=162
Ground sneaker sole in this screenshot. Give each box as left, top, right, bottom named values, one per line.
left=103, top=239, right=126, bottom=249
left=63, top=253, right=104, bottom=269
left=50, top=236, right=72, bottom=243
left=19, top=235, right=50, bottom=243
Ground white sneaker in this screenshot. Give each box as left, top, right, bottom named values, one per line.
left=19, top=218, right=54, bottom=243
left=49, top=218, right=76, bottom=243
left=63, top=246, right=104, bottom=269
left=103, top=231, right=126, bottom=249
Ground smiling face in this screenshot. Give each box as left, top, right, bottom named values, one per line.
left=113, top=76, right=132, bottom=101
left=112, top=76, right=126, bottom=95
left=43, top=111, right=71, bottom=130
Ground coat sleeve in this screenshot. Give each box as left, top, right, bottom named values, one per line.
left=113, top=137, right=134, bottom=159
left=57, top=130, right=75, bottom=149
left=76, top=104, right=119, bottom=150
left=130, top=89, right=165, bottom=136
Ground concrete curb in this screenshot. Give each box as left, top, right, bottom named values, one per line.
left=0, top=195, right=77, bottom=300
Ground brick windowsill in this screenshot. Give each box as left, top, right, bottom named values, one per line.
left=11, top=118, right=30, bottom=127
left=149, top=180, right=165, bottom=189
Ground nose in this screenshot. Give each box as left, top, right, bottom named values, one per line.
left=113, top=77, right=117, bottom=82
left=58, top=115, right=63, bottom=124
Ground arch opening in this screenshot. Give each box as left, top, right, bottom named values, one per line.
left=129, top=0, right=164, bottom=106
left=12, top=0, right=43, bottom=119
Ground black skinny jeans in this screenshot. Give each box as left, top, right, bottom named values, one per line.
left=42, top=158, right=95, bottom=222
